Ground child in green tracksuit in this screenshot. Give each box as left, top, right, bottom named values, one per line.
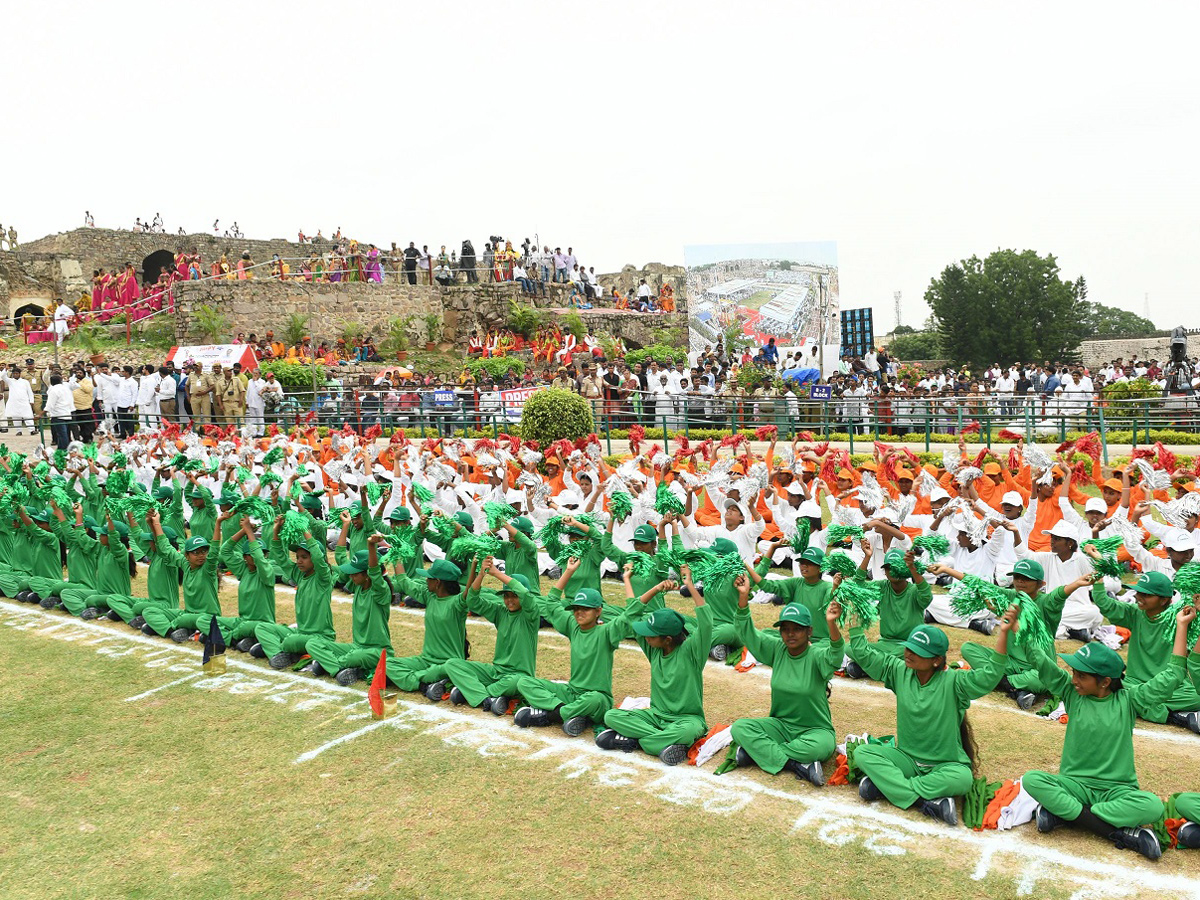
left=597, top=562, right=704, bottom=766
left=492, top=516, right=540, bottom=590
left=1024, top=606, right=1195, bottom=860
left=847, top=548, right=934, bottom=672
left=384, top=558, right=469, bottom=692
left=597, top=515, right=681, bottom=614
left=1080, top=569, right=1200, bottom=732
left=512, top=557, right=643, bottom=736
left=933, top=558, right=1093, bottom=709
left=747, top=545, right=833, bottom=643
left=305, top=531, right=392, bottom=684
left=438, top=557, right=542, bottom=713
left=30, top=502, right=97, bottom=609
left=254, top=515, right=335, bottom=667
left=1, top=507, right=62, bottom=602
left=60, top=514, right=134, bottom=620
left=106, top=521, right=182, bottom=628
left=1174, top=637, right=1200, bottom=849
left=183, top=476, right=217, bottom=543
left=847, top=606, right=1014, bottom=825
left=194, top=516, right=277, bottom=651
left=692, top=537, right=747, bottom=663
left=142, top=509, right=224, bottom=641
left=554, top=515, right=605, bottom=598
left=730, top=574, right=843, bottom=785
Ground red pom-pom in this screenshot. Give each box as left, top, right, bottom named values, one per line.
left=754, top=425, right=778, bottom=441
left=997, top=428, right=1024, bottom=442
left=1155, top=441, right=1177, bottom=474
left=812, top=441, right=830, bottom=457
left=1007, top=447, right=1021, bottom=471
left=796, top=431, right=815, bottom=442
left=1075, top=431, right=1102, bottom=461
left=960, top=420, right=981, bottom=435
left=1056, top=439, right=1076, bottom=454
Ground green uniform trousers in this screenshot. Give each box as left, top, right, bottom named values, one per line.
left=195, top=614, right=269, bottom=646
left=1177, top=793, right=1200, bottom=823
left=854, top=743, right=973, bottom=809
left=386, top=654, right=450, bottom=692
left=304, top=637, right=387, bottom=675
left=1125, top=678, right=1200, bottom=724
left=26, top=577, right=71, bottom=599
left=1022, top=770, right=1164, bottom=827
left=442, top=660, right=527, bottom=708
left=0, top=571, right=32, bottom=596
left=60, top=587, right=117, bottom=617
left=105, top=595, right=169, bottom=624
left=961, top=642, right=1050, bottom=693
left=253, top=622, right=315, bottom=658
left=514, top=677, right=612, bottom=722
left=710, top=622, right=743, bottom=652
left=603, top=708, right=708, bottom=756
left=730, top=717, right=836, bottom=775
left=142, top=608, right=201, bottom=637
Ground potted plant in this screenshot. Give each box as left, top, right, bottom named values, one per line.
left=74, top=320, right=108, bottom=364
left=423, top=312, right=441, bottom=351
left=383, top=315, right=412, bottom=361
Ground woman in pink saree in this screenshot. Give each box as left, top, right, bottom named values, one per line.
left=365, top=245, right=383, bottom=283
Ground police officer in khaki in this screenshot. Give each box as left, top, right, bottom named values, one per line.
left=187, top=363, right=213, bottom=428
left=220, top=365, right=246, bottom=428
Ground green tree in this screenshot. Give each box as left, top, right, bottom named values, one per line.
left=886, top=330, right=942, bottom=360
left=1078, top=300, right=1156, bottom=337
left=925, top=249, right=1084, bottom=367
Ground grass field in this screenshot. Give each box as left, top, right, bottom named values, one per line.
left=3, top=569, right=1200, bottom=900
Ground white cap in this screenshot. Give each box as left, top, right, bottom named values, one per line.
left=1001, top=491, right=1023, bottom=507
left=785, top=482, right=806, bottom=495
left=797, top=500, right=822, bottom=518
left=1041, top=521, right=1079, bottom=540
left=875, top=508, right=896, bottom=523
left=950, top=515, right=973, bottom=533
left=930, top=488, right=951, bottom=502
left=1165, top=530, right=1196, bottom=553
left=1084, top=497, right=1107, bottom=514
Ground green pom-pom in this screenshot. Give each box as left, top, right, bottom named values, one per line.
left=536, top=516, right=570, bottom=560
left=182, top=459, right=206, bottom=472
left=657, top=547, right=712, bottom=577
left=789, top=518, right=811, bottom=555
left=261, top=447, right=285, bottom=467
left=483, top=501, right=518, bottom=532
left=80, top=444, right=97, bottom=460
left=654, top=482, right=685, bottom=518
left=820, top=551, right=858, bottom=577
left=412, top=483, right=434, bottom=504
left=1083, top=536, right=1125, bottom=578
left=234, top=466, right=253, bottom=485
left=53, top=449, right=68, bottom=470
left=691, top=550, right=746, bottom=584
left=609, top=492, right=633, bottom=523
left=624, top=551, right=659, bottom=580
left=279, top=510, right=312, bottom=549
left=826, top=525, right=864, bottom=547
left=948, top=575, right=1009, bottom=620
left=231, top=496, right=275, bottom=524
left=912, top=534, right=950, bottom=557
left=32, top=462, right=50, bottom=479
left=830, top=578, right=882, bottom=629
left=1164, top=563, right=1200, bottom=648
left=365, top=482, right=384, bottom=506
left=110, top=453, right=128, bottom=470
left=448, top=533, right=503, bottom=562
left=104, top=470, right=132, bottom=497
left=167, top=452, right=189, bottom=469
left=259, top=471, right=283, bottom=488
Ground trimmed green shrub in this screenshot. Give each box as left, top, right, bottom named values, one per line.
left=520, top=388, right=593, bottom=446
left=466, top=357, right=526, bottom=380
left=625, top=344, right=689, bottom=368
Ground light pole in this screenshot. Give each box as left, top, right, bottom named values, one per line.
left=817, top=275, right=827, bottom=377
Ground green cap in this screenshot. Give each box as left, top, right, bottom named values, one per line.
left=503, top=573, right=532, bottom=593
left=632, top=524, right=658, bottom=543
left=82, top=515, right=100, bottom=530
left=711, top=537, right=738, bottom=556
left=453, top=511, right=474, bottom=531
left=1136, top=571, right=1175, bottom=598
left=108, top=521, right=130, bottom=540
left=387, top=507, right=412, bottom=522
left=883, top=548, right=908, bottom=575
left=566, top=588, right=604, bottom=609
left=299, top=493, right=323, bottom=512
left=218, top=488, right=240, bottom=506
left=142, top=525, right=178, bottom=545
left=512, top=516, right=534, bottom=536
left=417, top=559, right=462, bottom=583
left=902, top=624, right=949, bottom=658
left=567, top=524, right=590, bottom=537
left=153, top=485, right=174, bottom=500
left=29, top=509, right=50, bottom=523
left=632, top=607, right=685, bottom=637
left=184, top=536, right=210, bottom=553
left=1059, top=642, right=1125, bottom=679
left=797, top=547, right=825, bottom=566
left=238, top=538, right=266, bottom=556
left=348, top=502, right=364, bottom=517
left=773, top=603, right=813, bottom=628
left=1008, top=559, right=1045, bottom=581
left=337, top=551, right=370, bottom=575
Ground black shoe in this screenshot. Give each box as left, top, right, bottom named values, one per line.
left=28, top=594, right=43, bottom=607
left=1065, top=628, right=1091, bottom=643
left=142, top=623, right=158, bottom=636
left=106, top=609, right=122, bottom=621
left=488, top=697, right=509, bottom=716
left=424, top=679, right=448, bottom=702
left=735, top=746, right=753, bottom=768
left=14, top=591, right=31, bottom=603
left=920, top=797, right=958, bottom=826
left=168, top=627, right=192, bottom=643
left=1114, top=826, right=1162, bottom=861
left=1178, top=822, right=1200, bottom=849
left=859, top=776, right=883, bottom=802
left=709, top=644, right=730, bottom=662
left=968, top=617, right=995, bottom=636
left=248, top=642, right=266, bottom=659
left=269, top=652, right=299, bottom=669
left=845, top=660, right=867, bottom=680
left=514, top=706, right=552, bottom=728
left=1168, top=710, right=1200, bottom=734
left=786, top=759, right=825, bottom=786
left=39, top=596, right=58, bottom=610
left=659, top=744, right=689, bottom=766
left=448, top=686, right=466, bottom=705
left=235, top=638, right=255, bottom=653
left=562, top=715, right=591, bottom=737
left=80, top=607, right=99, bottom=620
left=404, top=597, right=426, bottom=609
left=299, top=660, right=326, bottom=677
left=129, top=616, right=145, bottom=630
left=1036, top=805, right=1065, bottom=834
left=335, top=667, right=361, bottom=686
left=923, top=609, right=936, bottom=624
left=1014, top=690, right=1037, bottom=710
left=594, top=729, right=640, bottom=753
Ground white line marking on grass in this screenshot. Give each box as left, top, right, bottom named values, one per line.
left=6, top=600, right=1200, bottom=899
left=124, top=673, right=202, bottom=702
left=294, top=721, right=391, bottom=763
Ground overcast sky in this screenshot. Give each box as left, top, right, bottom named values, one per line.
left=9, top=1, right=1198, bottom=330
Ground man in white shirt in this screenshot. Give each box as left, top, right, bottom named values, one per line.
left=117, top=365, right=139, bottom=437
left=993, top=369, right=1016, bottom=417
left=44, top=373, right=75, bottom=448
left=53, top=301, right=74, bottom=345
left=154, top=367, right=176, bottom=424
left=93, top=363, right=121, bottom=432
left=2, top=366, right=35, bottom=434
left=137, top=365, right=160, bottom=430
left=245, top=371, right=268, bottom=437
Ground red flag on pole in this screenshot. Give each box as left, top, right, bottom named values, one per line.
left=367, top=649, right=387, bottom=718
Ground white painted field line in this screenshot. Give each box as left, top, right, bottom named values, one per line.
left=294, top=721, right=390, bottom=763
left=124, top=673, right=202, bottom=702
left=6, top=599, right=1200, bottom=899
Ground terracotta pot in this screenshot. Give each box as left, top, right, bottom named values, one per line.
left=89, top=352, right=106, bottom=364
left=396, top=350, right=408, bottom=361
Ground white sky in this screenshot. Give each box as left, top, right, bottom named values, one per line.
left=8, top=0, right=1199, bottom=330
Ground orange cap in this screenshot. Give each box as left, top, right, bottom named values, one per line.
left=983, top=462, right=1002, bottom=475
left=895, top=468, right=913, bottom=480
left=859, top=461, right=878, bottom=472
left=837, top=468, right=855, bottom=480
left=1102, top=478, right=1123, bottom=492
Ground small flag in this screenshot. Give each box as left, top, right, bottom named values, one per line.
left=368, top=649, right=388, bottom=718
left=202, top=616, right=226, bottom=674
